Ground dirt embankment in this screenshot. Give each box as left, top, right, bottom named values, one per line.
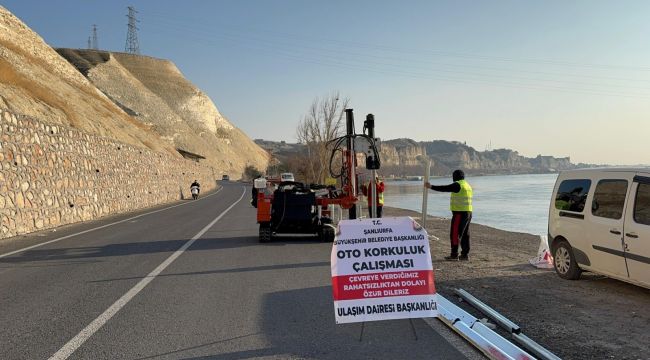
left=0, top=5, right=269, bottom=177
left=383, top=206, right=650, bottom=360
left=56, top=49, right=269, bottom=179
left=0, top=6, right=174, bottom=154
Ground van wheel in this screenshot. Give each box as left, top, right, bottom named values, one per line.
left=553, top=241, right=582, bottom=280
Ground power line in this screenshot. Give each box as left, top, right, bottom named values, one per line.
left=144, top=18, right=650, bottom=99
left=145, top=10, right=650, bottom=73
left=144, top=14, right=650, bottom=89
left=125, top=6, right=140, bottom=54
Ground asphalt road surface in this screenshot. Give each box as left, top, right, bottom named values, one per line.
left=0, top=181, right=478, bottom=360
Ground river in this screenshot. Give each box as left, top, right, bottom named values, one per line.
left=383, top=173, right=558, bottom=235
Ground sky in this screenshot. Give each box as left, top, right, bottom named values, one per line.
left=3, top=0, right=650, bottom=165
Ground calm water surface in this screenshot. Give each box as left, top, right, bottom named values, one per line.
left=383, top=173, right=558, bottom=235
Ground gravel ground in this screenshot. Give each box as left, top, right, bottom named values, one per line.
left=384, top=206, right=650, bottom=360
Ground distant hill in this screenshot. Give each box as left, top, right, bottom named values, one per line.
left=382, top=138, right=575, bottom=176
left=256, top=138, right=581, bottom=177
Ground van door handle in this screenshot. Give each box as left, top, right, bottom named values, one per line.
left=609, top=229, right=621, bottom=235
left=626, top=233, right=639, bottom=238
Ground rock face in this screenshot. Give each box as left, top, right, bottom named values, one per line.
left=380, top=139, right=426, bottom=167
left=385, top=139, right=574, bottom=176
left=0, top=110, right=216, bottom=239
left=0, top=6, right=172, bottom=154
left=56, top=49, right=269, bottom=178
left=0, top=6, right=268, bottom=239
left=256, top=138, right=576, bottom=178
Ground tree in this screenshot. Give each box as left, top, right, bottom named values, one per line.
left=296, top=92, right=350, bottom=184
left=244, top=165, right=263, bottom=180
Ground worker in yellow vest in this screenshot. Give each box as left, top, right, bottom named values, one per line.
left=425, top=169, right=473, bottom=261
left=361, top=176, right=385, bottom=218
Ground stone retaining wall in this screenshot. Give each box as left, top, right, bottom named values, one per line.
left=0, top=110, right=217, bottom=239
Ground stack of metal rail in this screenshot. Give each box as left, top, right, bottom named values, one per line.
left=436, top=289, right=561, bottom=360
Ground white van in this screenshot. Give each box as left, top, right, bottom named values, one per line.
left=548, top=168, right=650, bottom=288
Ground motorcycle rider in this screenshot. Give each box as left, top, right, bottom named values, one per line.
left=190, top=180, right=200, bottom=199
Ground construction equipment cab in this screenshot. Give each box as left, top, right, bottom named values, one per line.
left=548, top=168, right=650, bottom=289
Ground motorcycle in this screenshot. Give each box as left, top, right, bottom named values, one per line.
left=191, top=186, right=200, bottom=200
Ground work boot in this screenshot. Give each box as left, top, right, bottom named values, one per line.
left=458, top=254, right=469, bottom=261
left=444, top=254, right=459, bottom=261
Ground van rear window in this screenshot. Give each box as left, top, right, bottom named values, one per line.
left=555, top=179, right=591, bottom=212
left=634, top=183, right=650, bottom=225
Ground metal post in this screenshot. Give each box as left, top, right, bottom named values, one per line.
left=370, top=173, right=376, bottom=218
left=366, top=114, right=377, bottom=218
left=421, top=158, right=430, bottom=228
left=345, top=109, right=357, bottom=220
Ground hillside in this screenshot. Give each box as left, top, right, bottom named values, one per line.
left=256, top=138, right=577, bottom=178
left=0, top=6, right=172, bottom=153
left=56, top=49, right=269, bottom=178
left=386, top=139, right=573, bottom=176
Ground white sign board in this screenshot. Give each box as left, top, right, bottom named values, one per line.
left=331, top=217, right=438, bottom=324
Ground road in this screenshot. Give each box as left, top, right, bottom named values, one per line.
left=0, top=181, right=477, bottom=360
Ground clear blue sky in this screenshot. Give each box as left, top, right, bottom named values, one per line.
left=4, top=0, right=650, bottom=164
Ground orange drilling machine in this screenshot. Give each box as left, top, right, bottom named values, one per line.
left=254, top=109, right=381, bottom=242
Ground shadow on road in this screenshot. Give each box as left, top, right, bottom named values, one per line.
left=202, top=286, right=463, bottom=360
left=134, top=333, right=263, bottom=360
left=136, top=285, right=465, bottom=360
left=90, top=261, right=330, bottom=283
left=0, top=236, right=260, bottom=264
left=1, top=232, right=331, bottom=265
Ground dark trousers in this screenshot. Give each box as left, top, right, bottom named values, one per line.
left=450, top=211, right=472, bottom=256
left=367, top=205, right=383, bottom=218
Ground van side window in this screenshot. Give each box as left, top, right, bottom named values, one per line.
left=591, top=180, right=628, bottom=219
left=555, top=179, right=591, bottom=212
left=634, top=183, right=650, bottom=225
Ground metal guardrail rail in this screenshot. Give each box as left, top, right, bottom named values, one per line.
left=437, top=295, right=536, bottom=360
left=452, top=288, right=562, bottom=360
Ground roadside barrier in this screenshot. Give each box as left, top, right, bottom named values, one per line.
left=450, top=288, right=562, bottom=360
left=437, top=295, right=536, bottom=360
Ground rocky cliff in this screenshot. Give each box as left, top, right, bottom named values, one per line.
left=0, top=6, right=268, bottom=239
left=1, top=3, right=267, bottom=177
left=56, top=49, right=269, bottom=178
left=383, top=139, right=573, bottom=176
left=0, top=6, right=173, bottom=154
left=256, top=138, right=576, bottom=178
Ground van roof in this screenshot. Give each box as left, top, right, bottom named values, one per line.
left=560, top=167, right=650, bottom=175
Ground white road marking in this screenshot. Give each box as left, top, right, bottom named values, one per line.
left=48, top=187, right=247, bottom=360
left=0, top=188, right=222, bottom=259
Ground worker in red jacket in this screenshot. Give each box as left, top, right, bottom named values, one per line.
left=361, top=176, right=385, bottom=218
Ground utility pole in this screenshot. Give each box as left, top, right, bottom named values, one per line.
left=125, top=6, right=140, bottom=54
left=87, top=36, right=91, bottom=49
left=92, top=24, right=98, bottom=50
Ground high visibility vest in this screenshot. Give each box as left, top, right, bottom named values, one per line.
left=366, top=182, right=385, bottom=206
left=450, top=180, right=472, bottom=212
